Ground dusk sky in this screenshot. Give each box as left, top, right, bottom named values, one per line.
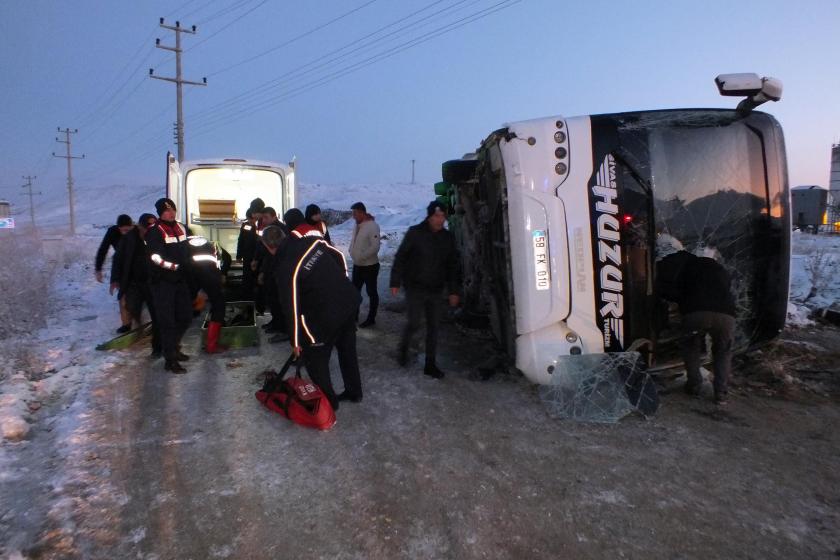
left=1, top=0, right=838, bottom=211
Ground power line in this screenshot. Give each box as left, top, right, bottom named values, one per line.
left=80, top=139, right=171, bottom=187
left=205, top=0, right=380, bottom=78
left=165, top=0, right=205, bottom=19
left=188, top=0, right=466, bottom=124
left=76, top=0, right=522, bottom=185
left=81, top=75, right=153, bottom=145
left=185, top=0, right=270, bottom=53
left=151, top=0, right=268, bottom=72
left=71, top=0, right=203, bottom=137
left=75, top=36, right=156, bottom=131
left=190, top=0, right=520, bottom=136
left=84, top=101, right=174, bottom=158
left=195, top=0, right=257, bottom=25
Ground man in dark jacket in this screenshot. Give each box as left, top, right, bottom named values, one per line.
left=236, top=208, right=259, bottom=298
left=116, top=213, right=161, bottom=357
left=255, top=207, right=288, bottom=340
left=655, top=250, right=736, bottom=404
left=263, top=221, right=362, bottom=410
left=96, top=213, right=134, bottom=333
left=146, top=198, right=193, bottom=373
left=390, top=201, right=461, bottom=379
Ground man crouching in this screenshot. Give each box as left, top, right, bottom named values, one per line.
left=260, top=222, right=363, bottom=410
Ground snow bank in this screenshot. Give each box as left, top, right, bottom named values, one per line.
left=0, top=233, right=51, bottom=340
left=787, top=231, right=840, bottom=325
left=0, top=234, right=120, bottom=443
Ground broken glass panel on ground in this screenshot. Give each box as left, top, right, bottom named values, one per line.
left=538, top=352, right=659, bottom=423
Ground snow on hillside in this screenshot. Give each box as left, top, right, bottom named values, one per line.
left=28, top=180, right=436, bottom=260
left=298, top=182, right=434, bottom=264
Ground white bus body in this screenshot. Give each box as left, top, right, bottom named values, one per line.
left=442, top=109, right=790, bottom=384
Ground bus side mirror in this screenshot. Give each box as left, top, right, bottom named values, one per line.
left=715, top=73, right=782, bottom=115
left=716, top=73, right=764, bottom=96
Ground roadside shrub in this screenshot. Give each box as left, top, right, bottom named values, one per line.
left=0, top=232, right=51, bottom=341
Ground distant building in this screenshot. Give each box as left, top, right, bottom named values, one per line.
left=830, top=144, right=840, bottom=232
left=791, top=185, right=828, bottom=231
left=0, top=200, right=10, bottom=219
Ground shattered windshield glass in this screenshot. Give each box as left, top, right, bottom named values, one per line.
left=596, top=110, right=788, bottom=360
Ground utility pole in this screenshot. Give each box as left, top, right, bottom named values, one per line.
left=150, top=18, right=207, bottom=162
left=21, top=175, right=41, bottom=229
left=411, top=159, right=416, bottom=184
left=53, top=128, right=84, bottom=235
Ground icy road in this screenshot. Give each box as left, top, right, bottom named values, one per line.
left=2, top=255, right=840, bottom=560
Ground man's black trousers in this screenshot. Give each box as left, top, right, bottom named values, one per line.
left=399, top=288, right=440, bottom=367
left=124, top=282, right=161, bottom=353
left=681, top=311, right=735, bottom=396
left=352, top=263, right=380, bottom=322
left=150, top=280, right=193, bottom=361
left=241, top=257, right=255, bottom=298
left=303, top=315, right=362, bottom=407
left=264, top=270, right=286, bottom=331
left=193, top=266, right=226, bottom=323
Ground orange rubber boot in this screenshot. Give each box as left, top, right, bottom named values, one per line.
left=206, top=321, right=228, bottom=354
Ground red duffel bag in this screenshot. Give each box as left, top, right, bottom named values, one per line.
left=256, top=355, right=336, bottom=431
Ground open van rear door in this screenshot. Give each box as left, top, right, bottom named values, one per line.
left=285, top=157, right=296, bottom=213
left=165, top=152, right=185, bottom=223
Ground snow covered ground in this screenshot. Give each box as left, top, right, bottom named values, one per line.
left=3, top=180, right=840, bottom=452
left=0, top=181, right=437, bottom=557
left=787, top=230, right=840, bottom=327
left=1, top=182, right=840, bottom=557
left=0, top=180, right=433, bottom=445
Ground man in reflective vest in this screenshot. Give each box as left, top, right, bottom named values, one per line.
left=265, top=212, right=363, bottom=410
left=188, top=236, right=227, bottom=354
left=305, top=204, right=331, bottom=244
left=146, top=198, right=193, bottom=373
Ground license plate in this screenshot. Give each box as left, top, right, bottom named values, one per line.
left=532, top=230, right=550, bottom=291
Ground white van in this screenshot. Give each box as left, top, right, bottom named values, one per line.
left=164, top=152, right=296, bottom=257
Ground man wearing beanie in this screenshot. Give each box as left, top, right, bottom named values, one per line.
left=236, top=207, right=259, bottom=300
left=115, top=213, right=162, bottom=357
left=95, top=213, right=134, bottom=333
left=146, top=198, right=193, bottom=373
left=304, top=203, right=331, bottom=244
left=266, top=217, right=363, bottom=410
left=390, top=200, right=461, bottom=379
left=254, top=206, right=288, bottom=340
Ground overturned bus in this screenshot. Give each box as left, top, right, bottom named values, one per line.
left=439, top=74, right=790, bottom=384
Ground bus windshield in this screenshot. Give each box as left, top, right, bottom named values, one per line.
left=591, top=109, right=789, bottom=362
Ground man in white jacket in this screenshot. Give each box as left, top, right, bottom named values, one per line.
left=349, top=202, right=381, bottom=328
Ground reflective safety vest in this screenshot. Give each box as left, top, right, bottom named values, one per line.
left=148, top=220, right=188, bottom=275
left=188, top=236, right=221, bottom=269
